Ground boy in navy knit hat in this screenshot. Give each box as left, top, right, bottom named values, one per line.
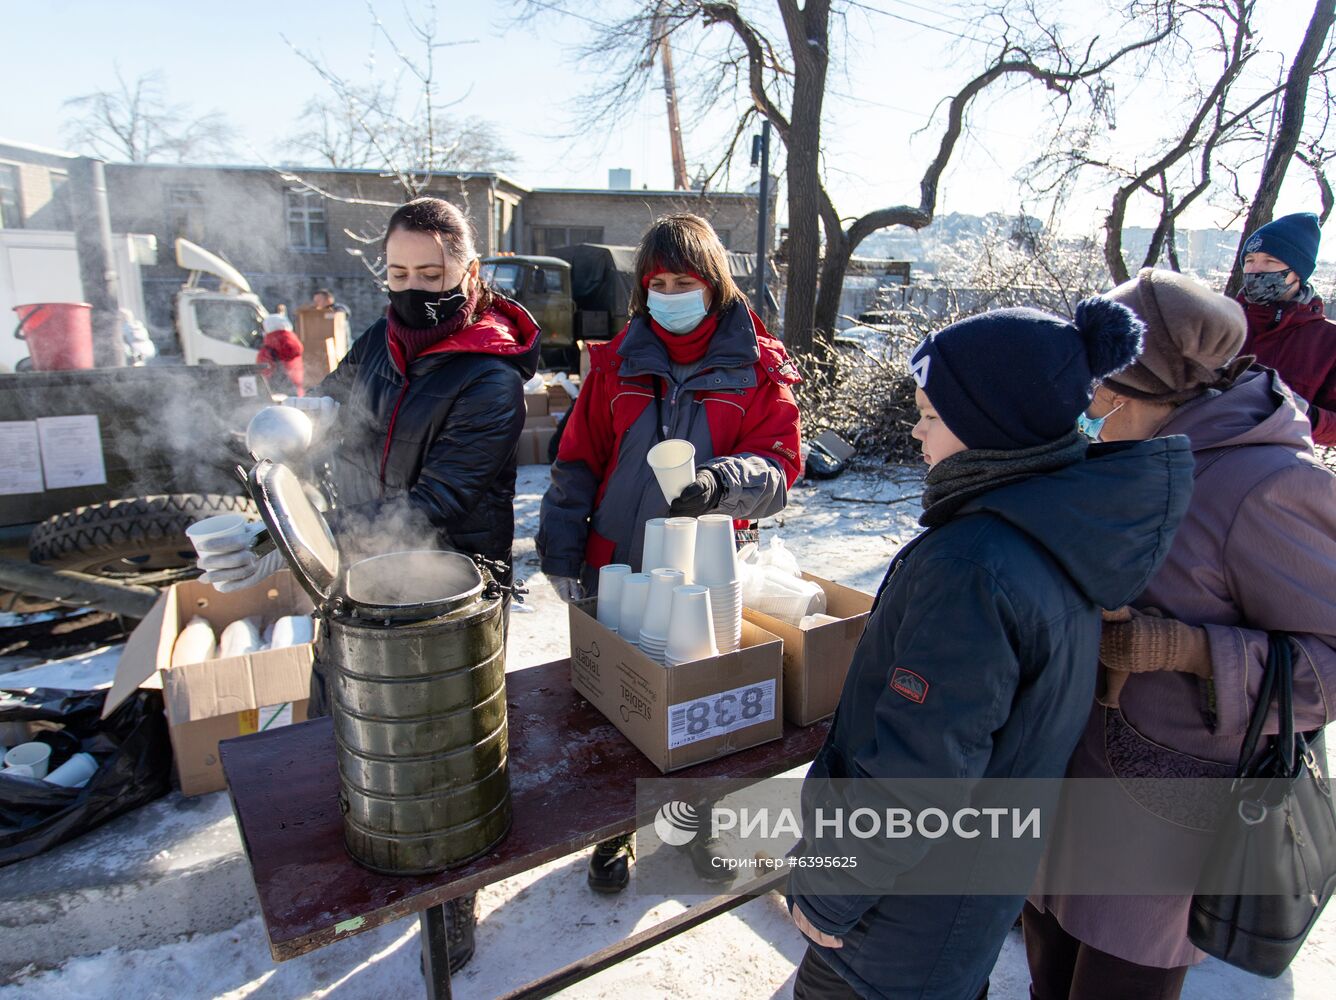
left=1235, top=211, right=1336, bottom=445
left=786, top=301, right=1195, bottom=1000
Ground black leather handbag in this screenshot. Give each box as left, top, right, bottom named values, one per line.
left=1188, top=633, right=1336, bottom=977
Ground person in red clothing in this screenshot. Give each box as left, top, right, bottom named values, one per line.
left=536, top=213, right=802, bottom=891
left=1235, top=211, right=1336, bottom=445
left=257, top=311, right=305, bottom=396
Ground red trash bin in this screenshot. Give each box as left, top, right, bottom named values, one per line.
left=13, top=303, right=96, bottom=371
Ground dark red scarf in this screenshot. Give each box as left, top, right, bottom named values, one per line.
left=385, top=284, right=481, bottom=366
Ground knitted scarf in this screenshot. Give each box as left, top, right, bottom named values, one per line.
left=919, top=430, right=1089, bottom=528
left=385, top=284, right=481, bottom=365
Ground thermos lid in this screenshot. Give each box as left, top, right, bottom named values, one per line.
left=247, top=459, right=340, bottom=606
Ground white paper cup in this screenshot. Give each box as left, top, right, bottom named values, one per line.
left=665, top=584, right=717, bottom=665
left=617, top=573, right=652, bottom=648
left=4, top=763, right=35, bottom=778
left=647, top=439, right=696, bottom=503
left=640, top=568, right=685, bottom=644
left=5, top=742, right=51, bottom=779
left=641, top=518, right=668, bottom=574
left=185, top=514, right=248, bottom=555
left=661, top=517, right=697, bottom=582
left=693, top=514, right=739, bottom=587
left=709, top=580, right=744, bottom=653
left=44, top=751, right=97, bottom=788
left=596, top=564, right=633, bottom=631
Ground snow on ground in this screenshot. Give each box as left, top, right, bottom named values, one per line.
left=2, top=464, right=1333, bottom=998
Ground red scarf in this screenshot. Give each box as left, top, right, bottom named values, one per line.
left=385, top=285, right=481, bottom=366
left=648, top=312, right=718, bottom=365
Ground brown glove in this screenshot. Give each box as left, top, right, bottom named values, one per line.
left=1097, top=606, right=1212, bottom=709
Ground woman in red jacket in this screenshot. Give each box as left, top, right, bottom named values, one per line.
left=536, top=213, right=802, bottom=891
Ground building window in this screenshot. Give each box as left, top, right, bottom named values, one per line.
left=287, top=190, right=328, bottom=252
left=0, top=164, right=23, bottom=228
left=167, top=185, right=205, bottom=243
left=532, top=225, right=603, bottom=255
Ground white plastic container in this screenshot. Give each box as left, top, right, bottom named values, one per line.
left=5, top=742, right=51, bottom=779
left=641, top=518, right=668, bottom=574
left=219, top=617, right=264, bottom=658
left=44, top=751, right=98, bottom=788
left=616, top=573, right=652, bottom=649
left=660, top=517, right=697, bottom=583
left=646, top=439, right=696, bottom=503
left=665, top=585, right=718, bottom=665
left=270, top=614, right=314, bottom=649
left=596, top=564, right=633, bottom=632
left=171, top=616, right=218, bottom=667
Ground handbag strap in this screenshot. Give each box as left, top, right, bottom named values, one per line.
left=1234, top=632, right=1294, bottom=774
left=1276, top=633, right=1296, bottom=773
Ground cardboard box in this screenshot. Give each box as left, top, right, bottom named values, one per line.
left=524, top=391, right=549, bottom=418
left=568, top=598, right=784, bottom=772
left=295, top=306, right=351, bottom=382
left=518, top=415, right=557, bottom=464
left=743, top=574, right=873, bottom=725
left=104, top=571, right=316, bottom=796
left=547, top=382, right=576, bottom=414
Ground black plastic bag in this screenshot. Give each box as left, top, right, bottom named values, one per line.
left=0, top=687, right=173, bottom=867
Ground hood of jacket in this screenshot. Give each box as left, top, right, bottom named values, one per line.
left=1157, top=366, right=1315, bottom=456
left=955, top=436, right=1194, bottom=610
left=385, top=295, right=541, bottom=379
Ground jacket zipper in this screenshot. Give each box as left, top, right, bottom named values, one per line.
left=379, top=376, right=412, bottom=496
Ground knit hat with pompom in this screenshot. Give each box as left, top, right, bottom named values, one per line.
left=909, top=299, right=1144, bottom=450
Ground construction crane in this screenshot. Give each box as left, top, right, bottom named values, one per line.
left=649, top=5, right=690, bottom=190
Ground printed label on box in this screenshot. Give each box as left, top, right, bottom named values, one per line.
left=238, top=702, right=294, bottom=735
left=667, top=679, right=776, bottom=749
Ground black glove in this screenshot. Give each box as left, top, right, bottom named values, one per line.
left=669, top=468, right=722, bottom=517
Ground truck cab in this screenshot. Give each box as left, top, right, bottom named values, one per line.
left=480, top=255, right=575, bottom=368
left=173, top=238, right=268, bottom=367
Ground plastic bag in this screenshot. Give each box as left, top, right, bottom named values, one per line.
left=755, top=537, right=802, bottom=578
left=739, top=538, right=826, bottom=624
left=0, top=687, right=173, bottom=868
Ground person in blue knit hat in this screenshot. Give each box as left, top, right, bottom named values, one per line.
left=785, top=301, right=1195, bottom=1000
left=1234, top=211, right=1336, bottom=445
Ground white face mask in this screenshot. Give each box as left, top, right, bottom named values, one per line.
left=647, top=288, right=709, bottom=334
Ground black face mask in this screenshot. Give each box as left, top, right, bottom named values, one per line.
left=387, top=283, right=467, bottom=329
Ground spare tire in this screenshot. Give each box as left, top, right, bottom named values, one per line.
left=29, top=494, right=258, bottom=580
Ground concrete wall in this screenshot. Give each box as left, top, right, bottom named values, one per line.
left=102, top=165, right=518, bottom=340
left=0, top=142, right=76, bottom=232
left=522, top=189, right=767, bottom=254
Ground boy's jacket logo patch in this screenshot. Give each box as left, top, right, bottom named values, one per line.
left=890, top=667, right=929, bottom=704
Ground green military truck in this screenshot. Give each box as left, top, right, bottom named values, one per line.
left=484, top=245, right=773, bottom=373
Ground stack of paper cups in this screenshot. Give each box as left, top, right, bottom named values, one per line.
left=616, top=573, right=652, bottom=649
left=694, top=514, right=743, bottom=653
left=639, top=568, right=685, bottom=664
left=665, top=585, right=718, bottom=666
left=661, top=517, right=697, bottom=583
left=641, top=517, right=668, bottom=574
left=597, top=564, right=633, bottom=632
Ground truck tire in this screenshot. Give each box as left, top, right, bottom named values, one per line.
left=28, top=494, right=258, bottom=580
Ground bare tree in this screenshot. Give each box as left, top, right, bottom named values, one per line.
left=61, top=68, right=236, bottom=163
left=518, top=1, right=1171, bottom=360
left=1225, top=0, right=1336, bottom=292
left=286, top=87, right=517, bottom=175
left=1025, top=0, right=1336, bottom=285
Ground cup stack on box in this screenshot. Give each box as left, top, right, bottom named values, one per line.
left=694, top=514, right=743, bottom=653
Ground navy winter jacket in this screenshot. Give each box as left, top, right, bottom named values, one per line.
left=789, top=437, right=1194, bottom=1000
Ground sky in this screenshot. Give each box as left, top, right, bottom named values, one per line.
left=3, top=0, right=1331, bottom=255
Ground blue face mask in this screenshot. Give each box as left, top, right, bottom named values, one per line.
left=647, top=288, right=709, bottom=334
left=1077, top=401, right=1123, bottom=441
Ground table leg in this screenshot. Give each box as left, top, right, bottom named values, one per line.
left=419, top=903, right=453, bottom=1000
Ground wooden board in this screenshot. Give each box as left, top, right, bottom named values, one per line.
left=220, top=657, right=830, bottom=961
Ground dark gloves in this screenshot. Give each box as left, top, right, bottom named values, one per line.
left=669, top=468, right=722, bottom=517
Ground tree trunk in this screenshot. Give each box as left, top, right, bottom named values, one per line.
left=1226, top=0, right=1336, bottom=295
